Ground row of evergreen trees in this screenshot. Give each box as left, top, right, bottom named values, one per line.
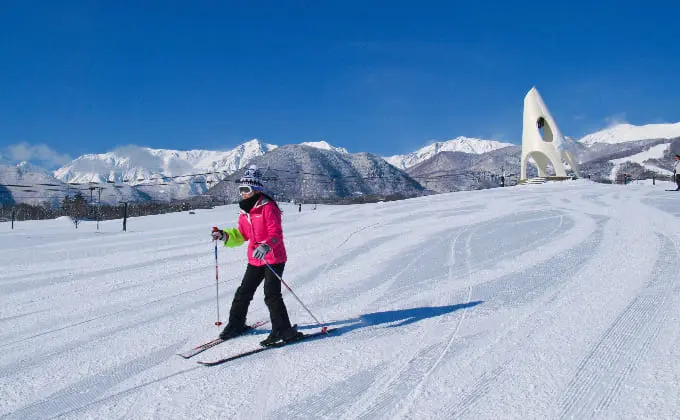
left=0, top=192, right=211, bottom=224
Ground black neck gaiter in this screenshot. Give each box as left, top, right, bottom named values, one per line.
left=239, top=193, right=260, bottom=213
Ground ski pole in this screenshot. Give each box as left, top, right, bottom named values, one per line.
left=212, top=227, right=223, bottom=326
left=265, top=262, right=327, bottom=333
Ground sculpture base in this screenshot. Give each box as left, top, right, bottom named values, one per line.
left=519, top=176, right=577, bottom=185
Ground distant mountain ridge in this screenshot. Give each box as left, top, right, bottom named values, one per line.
left=4, top=121, right=680, bottom=206
left=0, top=161, right=64, bottom=206
left=299, top=141, right=349, bottom=154
left=385, top=136, right=515, bottom=170
left=53, top=139, right=277, bottom=185
left=0, top=160, right=150, bottom=206
left=207, top=144, right=424, bottom=203
left=578, top=122, right=680, bottom=146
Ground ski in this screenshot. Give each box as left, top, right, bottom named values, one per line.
left=197, top=327, right=337, bottom=366
left=178, top=320, right=269, bottom=359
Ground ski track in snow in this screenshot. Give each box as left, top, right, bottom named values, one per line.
left=1, top=182, right=680, bottom=419
left=391, top=212, right=606, bottom=419
left=558, top=235, right=680, bottom=418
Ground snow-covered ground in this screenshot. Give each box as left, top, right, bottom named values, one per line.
left=2, top=180, right=680, bottom=419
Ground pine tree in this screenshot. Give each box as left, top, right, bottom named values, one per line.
left=61, top=195, right=72, bottom=216
left=71, top=193, right=88, bottom=221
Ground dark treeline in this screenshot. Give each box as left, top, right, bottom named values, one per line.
left=0, top=192, right=221, bottom=223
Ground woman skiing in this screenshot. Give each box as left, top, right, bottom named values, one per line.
left=211, top=165, right=303, bottom=346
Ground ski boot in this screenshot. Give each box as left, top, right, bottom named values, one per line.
left=219, top=323, right=248, bottom=340
left=260, top=325, right=303, bottom=347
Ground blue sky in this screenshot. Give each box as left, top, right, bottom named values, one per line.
left=1, top=1, right=679, bottom=167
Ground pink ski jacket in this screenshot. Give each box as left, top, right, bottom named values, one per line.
left=222, top=195, right=287, bottom=266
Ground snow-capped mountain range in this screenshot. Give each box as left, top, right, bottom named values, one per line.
left=48, top=140, right=279, bottom=202
left=385, top=136, right=515, bottom=170
left=207, top=144, right=424, bottom=203
left=0, top=161, right=64, bottom=206
left=53, top=139, right=277, bottom=185
left=0, top=160, right=150, bottom=207
left=3, top=122, right=680, bottom=206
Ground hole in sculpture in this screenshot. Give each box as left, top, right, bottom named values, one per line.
left=536, top=117, right=553, bottom=142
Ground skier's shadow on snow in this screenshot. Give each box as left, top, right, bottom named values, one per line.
left=297, top=301, right=483, bottom=335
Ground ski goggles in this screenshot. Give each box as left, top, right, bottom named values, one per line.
left=238, top=186, right=253, bottom=194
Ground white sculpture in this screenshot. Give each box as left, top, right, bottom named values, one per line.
left=521, top=87, right=580, bottom=180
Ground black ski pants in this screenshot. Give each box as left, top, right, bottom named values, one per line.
left=675, top=173, right=680, bottom=190
left=228, top=263, right=292, bottom=333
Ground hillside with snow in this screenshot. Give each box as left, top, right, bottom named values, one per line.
left=385, top=137, right=515, bottom=170
left=406, top=146, right=525, bottom=192
left=0, top=162, right=67, bottom=206
left=608, top=143, right=674, bottom=180
left=579, top=122, right=680, bottom=146
left=2, top=181, right=680, bottom=419
left=0, top=162, right=156, bottom=207
left=208, top=144, right=424, bottom=202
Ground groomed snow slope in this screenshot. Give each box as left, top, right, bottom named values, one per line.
left=1, top=181, right=680, bottom=419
